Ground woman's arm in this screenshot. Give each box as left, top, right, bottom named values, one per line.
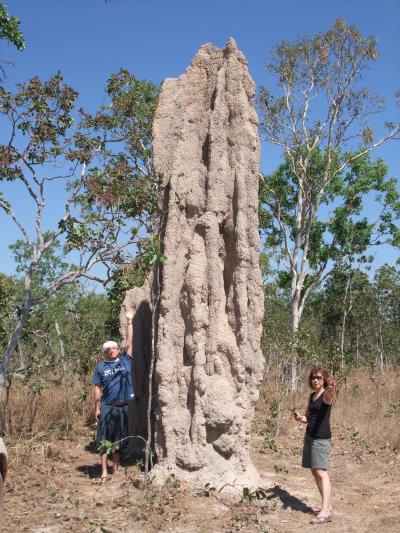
left=323, top=380, right=336, bottom=405
left=294, top=405, right=309, bottom=424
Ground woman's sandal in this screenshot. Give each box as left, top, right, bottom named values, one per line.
left=310, top=515, right=332, bottom=524
left=93, top=475, right=108, bottom=485
left=310, top=507, right=333, bottom=515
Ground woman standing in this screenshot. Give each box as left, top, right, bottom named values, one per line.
left=294, top=367, right=336, bottom=525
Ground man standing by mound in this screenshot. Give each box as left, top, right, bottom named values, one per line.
left=92, top=307, right=134, bottom=482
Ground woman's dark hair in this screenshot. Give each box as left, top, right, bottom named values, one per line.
left=308, top=366, right=330, bottom=388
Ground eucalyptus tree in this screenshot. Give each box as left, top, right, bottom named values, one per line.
left=258, top=18, right=400, bottom=387
left=0, top=71, right=158, bottom=395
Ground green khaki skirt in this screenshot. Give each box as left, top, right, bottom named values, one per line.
left=302, top=434, right=331, bottom=470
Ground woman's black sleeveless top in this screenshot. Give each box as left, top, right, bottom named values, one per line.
left=306, top=392, right=332, bottom=439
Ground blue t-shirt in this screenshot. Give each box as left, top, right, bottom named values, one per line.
left=92, top=352, right=134, bottom=404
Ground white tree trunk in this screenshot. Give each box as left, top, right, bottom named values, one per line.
left=290, top=291, right=301, bottom=391
left=0, top=287, right=32, bottom=398
left=54, top=321, right=66, bottom=372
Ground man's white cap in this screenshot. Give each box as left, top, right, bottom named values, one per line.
left=102, top=341, right=119, bottom=352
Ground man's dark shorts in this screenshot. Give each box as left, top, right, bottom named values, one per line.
left=95, top=403, right=129, bottom=453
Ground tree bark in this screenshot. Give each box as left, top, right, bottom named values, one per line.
left=378, top=323, right=384, bottom=373
left=0, top=282, right=32, bottom=398
left=290, top=292, right=300, bottom=391
left=340, top=272, right=352, bottom=371
left=54, top=321, right=66, bottom=372
left=2, top=375, right=13, bottom=435
left=356, top=331, right=359, bottom=362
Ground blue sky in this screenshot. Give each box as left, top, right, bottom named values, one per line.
left=1, top=0, right=399, bottom=278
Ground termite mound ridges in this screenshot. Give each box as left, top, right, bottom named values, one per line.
left=121, top=38, right=264, bottom=494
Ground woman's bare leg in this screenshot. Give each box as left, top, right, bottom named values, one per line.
left=311, top=469, right=332, bottom=515
left=312, top=469, right=323, bottom=498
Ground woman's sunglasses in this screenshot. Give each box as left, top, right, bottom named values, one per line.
left=311, top=376, right=324, bottom=380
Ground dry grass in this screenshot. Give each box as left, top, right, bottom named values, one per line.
left=332, top=368, right=400, bottom=451
left=2, top=368, right=400, bottom=453
left=255, top=367, right=400, bottom=452
left=1, top=379, right=93, bottom=438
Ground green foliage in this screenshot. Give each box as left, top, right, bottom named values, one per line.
left=8, top=286, right=110, bottom=378
left=63, top=292, right=110, bottom=374
left=105, top=232, right=166, bottom=337
left=260, top=150, right=398, bottom=283
left=9, top=238, right=72, bottom=297
left=242, top=487, right=268, bottom=502
left=317, top=265, right=400, bottom=367
left=105, top=262, right=148, bottom=338
left=260, top=436, right=278, bottom=453
left=259, top=18, right=382, bottom=152
left=273, top=464, right=288, bottom=475
left=97, top=439, right=119, bottom=455
left=77, top=69, right=160, bottom=234
left=165, top=474, right=181, bottom=489
left=385, top=400, right=400, bottom=417
left=0, top=69, right=162, bottom=381
left=0, top=3, right=25, bottom=50
left=0, top=273, right=21, bottom=350
left=0, top=73, right=78, bottom=167
left=0, top=70, right=160, bottom=268
left=1, top=237, right=111, bottom=381
left=138, top=234, right=167, bottom=269
left=258, top=19, right=400, bottom=362
left=3, top=236, right=110, bottom=375
left=261, top=260, right=400, bottom=374
left=345, top=426, right=359, bottom=440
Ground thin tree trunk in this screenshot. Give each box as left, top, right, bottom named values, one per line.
left=0, top=293, right=32, bottom=398
left=356, top=331, right=359, bottom=362
left=340, top=272, right=352, bottom=371
left=290, top=296, right=300, bottom=392
left=54, top=321, right=66, bottom=372
left=144, top=203, right=165, bottom=488
left=144, top=254, right=163, bottom=489
left=28, top=395, right=40, bottom=433
left=2, top=375, right=13, bottom=436
left=378, top=323, right=384, bottom=373
left=144, top=287, right=156, bottom=489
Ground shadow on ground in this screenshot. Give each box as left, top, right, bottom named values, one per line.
left=76, top=462, right=102, bottom=479
left=266, top=485, right=312, bottom=513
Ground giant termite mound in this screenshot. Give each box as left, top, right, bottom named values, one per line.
left=122, top=38, right=264, bottom=490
